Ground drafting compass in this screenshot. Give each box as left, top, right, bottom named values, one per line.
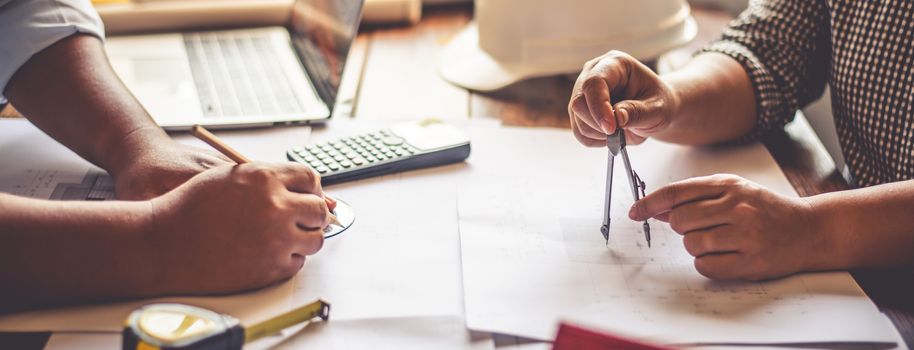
left=600, top=131, right=651, bottom=247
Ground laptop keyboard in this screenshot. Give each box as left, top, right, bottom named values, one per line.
left=184, top=32, right=307, bottom=118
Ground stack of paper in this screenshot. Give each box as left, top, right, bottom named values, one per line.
left=455, top=126, right=898, bottom=347
left=0, top=119, right=904, bottom=349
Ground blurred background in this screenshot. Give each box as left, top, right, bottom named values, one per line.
left=23, top=0, right=842, bottom=180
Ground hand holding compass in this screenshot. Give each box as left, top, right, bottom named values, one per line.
left=600, top=130, right=651, bottom=247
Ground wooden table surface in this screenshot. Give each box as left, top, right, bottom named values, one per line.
left=3, top=4, right=913, bottom=349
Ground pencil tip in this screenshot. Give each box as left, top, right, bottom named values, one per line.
left=328, top=214, right=341, bottom=227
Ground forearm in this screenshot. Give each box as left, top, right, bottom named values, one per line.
left=805, top=180, right=914, bottom=270
left=0, top=194, right=161, bottom=312
left=4, top=33, right=169, bottom=176
left=654, top=53, right=758, bottom=145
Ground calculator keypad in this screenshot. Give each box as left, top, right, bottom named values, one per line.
left=290, top=129, right=418, bottom=174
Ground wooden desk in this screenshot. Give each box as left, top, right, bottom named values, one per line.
left=3, top=4, right=913, bottom=349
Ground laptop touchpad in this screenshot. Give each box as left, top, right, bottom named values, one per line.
left=107, top=35, right=203, bottom=120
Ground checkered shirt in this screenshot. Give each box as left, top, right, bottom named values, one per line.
left=703, top=0, right=914, bottom=187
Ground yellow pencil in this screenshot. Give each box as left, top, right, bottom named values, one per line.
left=190, top=125, right=341, bottom=227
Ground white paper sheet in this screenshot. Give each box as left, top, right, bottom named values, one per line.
left=456, top=126, right=897, bottom=345
left=285, top=120, right=466, bottom=320
left=0, top=121, right=108, bottom=200
left=268, top=316, right=493, bottom=350
left=0, top=119, right=466, bottom=331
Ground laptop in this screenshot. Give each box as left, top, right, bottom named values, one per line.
left=105, top=0, right=365, bottom=130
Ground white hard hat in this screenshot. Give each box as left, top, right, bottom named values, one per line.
left=439, top=0, right=698, bottom=91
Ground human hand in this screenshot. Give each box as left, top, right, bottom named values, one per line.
left=112, top=141, right=232, bottom=200
left=146, top=162, right=329, bottom=294
left=628, top=174, right=816, bottom=280
left=568, top=51, right=680, bottom=147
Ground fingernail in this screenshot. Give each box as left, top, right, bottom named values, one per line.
left=618, top=108, right=630, bottom=127
left=628, top=204, right=638, bottom=220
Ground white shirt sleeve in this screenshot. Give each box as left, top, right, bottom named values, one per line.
left=0, top=0, right=105, bottom=104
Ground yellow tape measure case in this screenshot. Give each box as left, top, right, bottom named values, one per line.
left=123, top=303, right=244, bottom=350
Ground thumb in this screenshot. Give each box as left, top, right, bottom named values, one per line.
left=613, top=99, right=664, bottom=132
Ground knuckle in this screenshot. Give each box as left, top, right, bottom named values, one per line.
left=733, top=202, right=756, bottom=218
left=669, top=214, right=686, bottom=233
left=297, top=165, right=321, bottom=189
left=265, top=192, right=286, bottom=211
left=648, top=98, right=666, bottom=113
left=317, top=197, right=329, bottom=213
left=312, top=200, right=330, bottom=223
left=583, top=58, right=597, bottom=69
left=664, top=185, right=682, bottom=205
left=290, top=162, right=319, bottom=183
left=620, top=102, right=638, bottom=117
left=720, top=193, right=740, bottom=210
left=683, top=235, right=701, bottom=257
left=571, top=96, right=589, bottom=115
left=606, top=50, right=626, bottom=59
left=707, top=173, right=729, bottom=183
left=309, top=171, right=322, bottom=192
left=581, top=74, right=603, bottom=92
left=701, top=234, right=717, bottom=251
left=742, top=181, right=763, bottom=197
left=302, top=199, right=329, bottom=228
left=283, top=163, right=323, bottom=194
left=718, top=174, right=743, bottom=186
left=607, top=50, right=634, bottom=67
left=247, top=164, right=279, bottom=183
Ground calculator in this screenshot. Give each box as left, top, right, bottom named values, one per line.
left=287, top=119, right=471, bottom=185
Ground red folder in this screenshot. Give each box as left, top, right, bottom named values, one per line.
left=553, top=323, right=674, bottom=350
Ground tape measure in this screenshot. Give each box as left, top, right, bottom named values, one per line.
left=123, top=300, right=330, bottom=350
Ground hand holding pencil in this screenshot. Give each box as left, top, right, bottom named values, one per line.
left=146, top=128, right=332, bottom=294
left=190, top=125, right=340, bottom=225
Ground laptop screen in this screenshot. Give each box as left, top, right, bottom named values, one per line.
left=289, top=0, right=365, bottom=112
